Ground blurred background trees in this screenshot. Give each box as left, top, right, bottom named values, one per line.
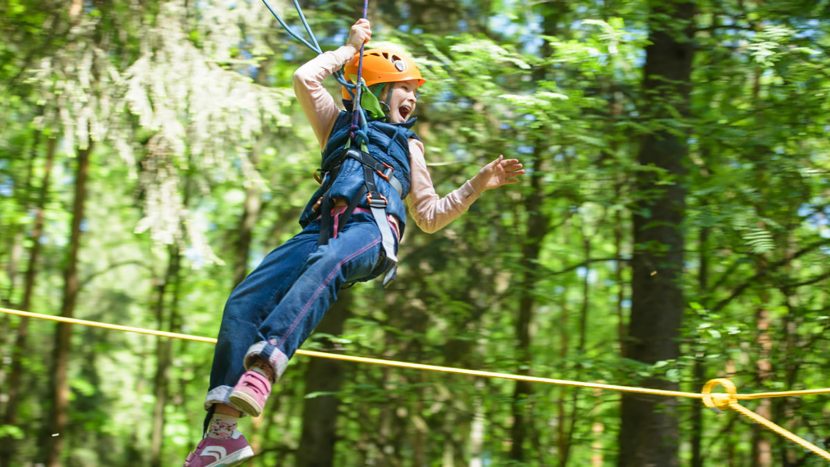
left=1, top=0, right=828, bottom=465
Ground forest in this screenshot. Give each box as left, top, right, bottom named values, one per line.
left=1, top=0, right=829, bottom=465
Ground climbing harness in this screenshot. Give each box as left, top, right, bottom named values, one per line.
left=316, top=146, right=402, bottom=284
left=305, top=111, right=416, bottom=286
left=3, top=305, right=830, bottom=461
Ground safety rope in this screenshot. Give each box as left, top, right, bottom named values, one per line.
left=260, top=0, right=371, bottom=144
left=349, top=0, right=371, bottom=146
left=2, top=306, right=829, bottom=460
left=260, top=0, right=354, bottom=91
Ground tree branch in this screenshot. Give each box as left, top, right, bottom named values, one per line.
left=710, top=238, right=830, bottom=313
left=542, top=257, right=630, bottom=277
left=80, top=259, right=153, bottom=289
left=782, top=270, right=830, bottom=290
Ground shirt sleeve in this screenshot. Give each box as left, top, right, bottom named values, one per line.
left=406, top=139, right=484, bottom=233
left=293, top=45, right=357, bottom=149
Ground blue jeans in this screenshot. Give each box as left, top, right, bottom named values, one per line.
left=204, top=211, right=387, bottom=411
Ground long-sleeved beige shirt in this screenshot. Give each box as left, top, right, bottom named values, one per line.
left=293, top=45, right=483, bottom=234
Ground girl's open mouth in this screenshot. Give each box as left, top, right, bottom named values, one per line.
left=399, top=104, right=412, bottom=119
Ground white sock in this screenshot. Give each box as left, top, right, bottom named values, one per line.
left=206, top=413, right=238, bottom=439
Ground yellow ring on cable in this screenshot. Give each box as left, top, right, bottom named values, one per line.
left=702, top=378, right=738, bottom=410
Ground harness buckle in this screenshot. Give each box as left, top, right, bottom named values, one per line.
left=376, top=162, right=394, bottom=182
left=366, top=192, right=388, bottom=209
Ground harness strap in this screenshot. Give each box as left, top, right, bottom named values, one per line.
left=344, top=149, right=403, bottom=196
left=316, top=148, right=401, bottom=286
left=361, top=158, right=398, bottom=286
left=369, top=199, right=398, bottom=285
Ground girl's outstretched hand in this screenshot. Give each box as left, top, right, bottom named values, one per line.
left=472, top=155, right=525, bottom=192
left=347, top=18, right=372, bottom=50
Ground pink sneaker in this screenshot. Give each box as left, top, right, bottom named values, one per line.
left=229, top=370, right=272, bottom=417
left=183, top=432, right=254, bottom=466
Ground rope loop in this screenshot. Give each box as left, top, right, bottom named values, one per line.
left=702, top=378, right=738, bottom=411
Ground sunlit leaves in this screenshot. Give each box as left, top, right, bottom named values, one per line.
left=123, top=1, right=294, bottom=255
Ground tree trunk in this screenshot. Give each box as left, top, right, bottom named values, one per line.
left=509, top=153, right=548, bottom=462
left=559, top=233, right=593, bottom=467
left=44, top=140, right=93, bottom=467
left=1, top=129, right=40, bottom=308
left=150, top=145, right=191, bottom=466
left=508, top=4, right=563, bottom=457
left=556, top=276, right=571, bottom=461
left=296, top=290, right=352, bottom=467
left=469, top=387, right=487, bottom=467
left=1, top=136, right=57, bottom=467
left=691, top=165, right=711, bottom=467
left=619, top=1, right=695, bottom=466
left=233, top=150, right=263, bottom=287
left=751, top=307, right=773, bottom=466
left=150, top=244, right=182, bottom=467
left=591, top=415, right=605, bottom=467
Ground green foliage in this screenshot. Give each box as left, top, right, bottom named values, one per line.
left=1, top=0, right=829, bottom=465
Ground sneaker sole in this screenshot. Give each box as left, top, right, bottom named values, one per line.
left=229, top=391, right=264, bottom=418
left=206, top=445, right=255, bottom=467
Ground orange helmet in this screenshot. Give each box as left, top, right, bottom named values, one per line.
left=340, top=47, right=425, bottom=100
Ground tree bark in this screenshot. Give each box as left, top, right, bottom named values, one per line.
left=296, top=290, right=352, bottom=467
left=619, top=1, right=695, bottom=466
left=44, top=140, right=93, bottom=467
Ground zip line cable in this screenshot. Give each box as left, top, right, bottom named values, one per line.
left=1, top=306, right=829, bottom=460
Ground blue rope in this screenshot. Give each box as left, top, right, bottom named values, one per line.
left=292, top=0, right=321, bottom=52
left=350, top=0, right=370, bottom=146
left=260, top=0, right=371, bottom=146
left=260, top=0, right=356, bottom=92
left=261, top=0, right=320, bottom=53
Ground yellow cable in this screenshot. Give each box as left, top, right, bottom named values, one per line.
left=296, top=348, right=704, bottom=399
left=1, top=307, right=219, bottom=344
left=729, top=403, right=830, bottom=461
left=4, top=307, right=830, bottom=461
left=0, top=307, right=700, bottom=398
left=737, top=388, right=830, bottom=400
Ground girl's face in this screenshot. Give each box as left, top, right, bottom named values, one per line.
left=384, top=79, right=419, bottom=123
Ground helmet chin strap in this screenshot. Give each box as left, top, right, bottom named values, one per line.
left=383, top=83, right=395, bottom=121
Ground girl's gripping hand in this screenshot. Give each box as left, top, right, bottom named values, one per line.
left=348, top=18, right=372, bottom=50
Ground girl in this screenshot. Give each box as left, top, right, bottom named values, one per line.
left=185, top=18, right=524, bottom=466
